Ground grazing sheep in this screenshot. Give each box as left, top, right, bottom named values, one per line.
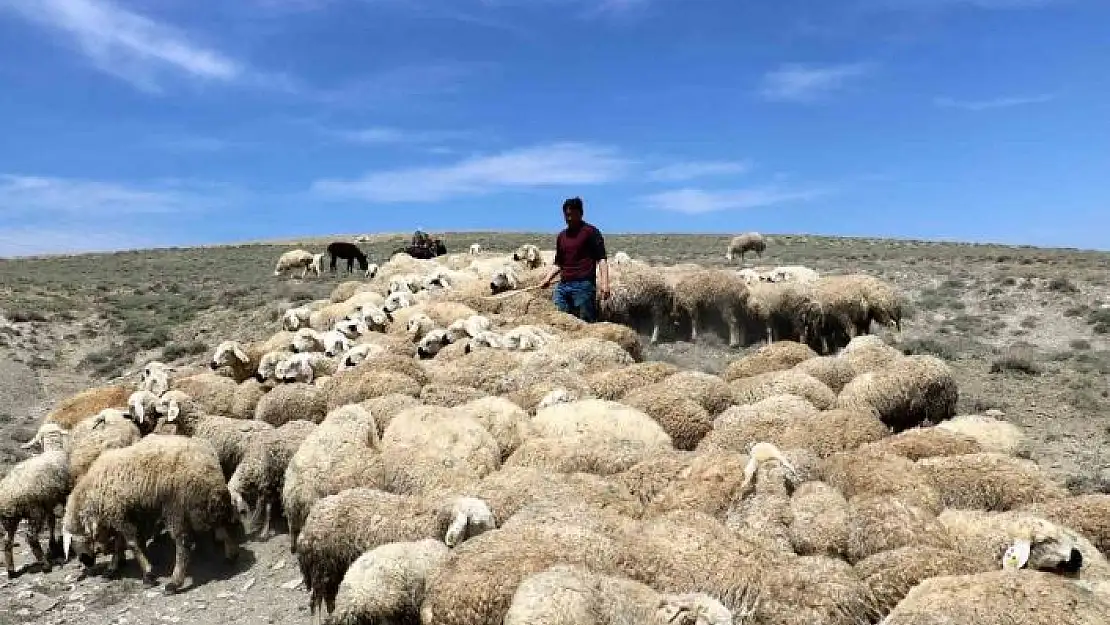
left=1, top=423, right=70, bottom=577
left=671, top=268, right=750, bottom=348
left=281, top=404, right=386, bottom=552
left=597, top=264, right=674, bottom=345
left=325, top=538, right=450, bottom=625
left=917, top=453, right=1070, bottom=512
left=504, top=564, right=733, bottom=625
left=722, top=340, right=818, bottom=381
left=61, top=434, right=239, bottom=594
left=813, top=274, right=903, bottom=351
left=275, top=249, right=324, bottom=279
left=327, top=241, right=369, bottom=274
left=380, top=406, right=501, bottom=495
left=40, top=385, right=131, bottom=430
left=297, top=488, right=495, bottom=616
left=744, top=280, right=824, bottom=348
left=227, top=419, right=317, bottom=538
left=880, top=570, right=1110, bottom=625
left=725, top=232, right=766, bottom=263
left=157, top=390, right=274, bottom=479
left=835, top=354, right=958, bottom=432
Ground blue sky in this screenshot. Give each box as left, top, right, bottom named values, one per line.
left=0, top=0, right=1108, bottom=256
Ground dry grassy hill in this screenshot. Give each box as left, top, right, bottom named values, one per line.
left=1, top=232, right=1109, bottom=624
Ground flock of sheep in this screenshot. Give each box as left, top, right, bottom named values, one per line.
left=2, top=235, right=1109, bottom=625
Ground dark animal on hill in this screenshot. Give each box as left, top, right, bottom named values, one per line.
left=327, top=242, right=369, bottom=274
left=393, top=238, right=447, bottom=260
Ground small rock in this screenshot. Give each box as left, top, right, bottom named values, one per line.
left=281, top=578, right=302, bottom=590
left=216, top=592, right=233, bottom=599
left=240, top=577, right=255, bottom=592
left=984, top=409, right=1005, bottom=418
left=270, top=560, right=285, bottom=571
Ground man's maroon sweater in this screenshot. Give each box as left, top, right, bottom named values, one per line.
left=554, top=222, right=607, bottom=282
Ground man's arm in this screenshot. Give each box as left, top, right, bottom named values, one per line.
left=590, top=228, right=610, bottom=295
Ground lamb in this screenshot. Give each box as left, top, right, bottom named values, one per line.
left=39, top=385, right=131, bottom=429
left=281, top=404, right=386, bottom=550
left=61, top=434, right=239, bottom=594
left=504, top=564, right=734, bottom=625
left=835, top=354, right=958, bottom=432
left=325, top=539, right=450, bottom=625
left=1, top=422, right=70, bottom=578
left=227, top=419, right=317, bottom=538
left=725, top=232, right=766, bottom=263
left=380, top=405, right=501, bottom=495
left=275, top=249, right=324, bottom=279
left=296, top=488, right=495, bottom=616
left=671, top=268, right=750, bottom=347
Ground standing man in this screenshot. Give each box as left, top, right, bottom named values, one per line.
left=539, top=197, right=610, bottom=322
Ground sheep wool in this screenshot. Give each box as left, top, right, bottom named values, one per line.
left=936, top=413, right=1029, bottom=458
left=1019, top=494, right=1110, bottom=556
left=845, top=494, right=955, bottom=564
left=66, top=409, right=141, bottom=485
left=722, top=340, right=818, bottom=382
left=380, top=405, right=501, bottom=495
left=819, top=448, right=943, bottom=515
left=1, top=426, right=70, bottom=576
left=917, top=452, right=1070, bottom=512
left=253, top=382, right=328, bottom=426
left=791, top=355, right=857, bottom=393
left=859, top=425, right=983, bottom=461
left=852, top=546, right=987, bottom=615
left=467, top=466, right=644, bottom=524
left=731, top=369, right=837, bottom=410
left=835, top=354, right=958, bottom=432
left=325, top=538, right=450, bottom=625
left=41, top=385, right=131, bottom=429
left=419, top=383, right=489, bottom=408
left=788, top=480, right=850, bottom=559
left=227, top=419, right=317, bottom=538
left=617, top=448, right=750, bottom=520
left=586, top=361, right=680, bottom=401
left=620, top=385, right=713, bottom=451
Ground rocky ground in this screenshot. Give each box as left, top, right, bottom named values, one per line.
left=1, top=232, right=1108, bottom=624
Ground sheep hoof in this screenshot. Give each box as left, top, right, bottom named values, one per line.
left=142, top=572, right=159, bottom=588
left=5, top=569, right=22, bottom=580
left=104, top=569, right=122, bottom=580
left=163, top=583, right=181, bottom=596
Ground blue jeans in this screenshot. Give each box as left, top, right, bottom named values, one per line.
left=553, top=279, right=597, bottom=322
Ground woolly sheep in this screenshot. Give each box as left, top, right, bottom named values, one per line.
left=813, top=274, right=903, bottom=351
left=570, top=321, right=644, bottom=362
left=731, top=369, right=837, bottom=410
left=276, top=352, right=339, bottom=384
left=860, top=426, right=983, bottom=460
left=791, top=355, right=857, bottom=393
left=137, top=361, right=172, bottom=396
left=67, top=408, right=142, bottom=485
left=789, top=481, right=850, bottom=558
left=1, top=422, right=69, bottom=577
left=380, top=405, right=501, bottom=495
left=845, top=494, right=955, bottom=564
left=297, top=488, right=495, bottom=616
left=469, top=243, right=482, bottom=254
left=157, top=390, right=274, bottom=479
left=40, top=385, right=131, bottom=430
left=917, top=453, right=1070, bottom=512
left=621, top=385, right=713, bottom=451
left=1019, top=495, right=1110, bottom=556
left=671, top=268, right=750, bottom=348
left=210, top=340, right=263, bottom=383
left=725, top=232, right=766, bottom=262
left=325, top=538, right=450, bottom=625
left=597, top=264, right=674, bottom=345
left=767, top=265, right=819, bottom=284
left=61, top=434, right=239, bottom=593
left=384, top=290, right=416, bottom=312
left=835, top=354, right=958, bottom=432
left=504, top=564, right=733, bottom=625
left=880, top=570, right=1110, bottom=625
left=852, top=546, right=986, bottom=615
left=446, top=314, right=492, bottom=343
left=254, top=382, right=328, bottom=426
left=419, top=383, right=489, bottom=408
left=255, top=349, right=294, bottom=383
left=722, top=340, right=818, bottom=382
left=611, top=250, right=633, bottom=265
left=283, top=305, right=315, bottom=331
left=744, top=280, right=824, bottom=347
left=820, top=448, right=943, bottom=515
left=416, top=327, right=453, bottom=359
left=936, top=413, right=1029, bottom=457
left=227, top=419, right=317, bottom=538
left=281, top=404, right=386, bottom=551
left=512, top=244, right=543, bottom=269
left=838, top=334, right=903, bottom=375
left=170, top=371, right=243, bottom=416
left=454, top=396, right=530, bottom=461
left=275, top=249, right=324, bottom=278
left=320, top=368, right=422, bottom=412
left=586, top=361, right=680, bottom=401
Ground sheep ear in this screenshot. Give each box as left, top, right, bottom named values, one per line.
left=62, top=531, right=73, bottom=560
left=444, top=514, right=468, bottom=548
left=233, top=345, right=249, bottom=363
left=20, top=433, right=40, bottom=450
left=1003, top=539, right=1031, bottom=570
left=165, top=400, right=180, bottom=422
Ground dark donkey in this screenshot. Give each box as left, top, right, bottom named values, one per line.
left=327, top=241, right=369, bottom=273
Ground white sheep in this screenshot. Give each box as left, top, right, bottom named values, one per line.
left=407, top=312, right=439, bottom=341
left=503, top=325, right=557, bottom=351
left=364, top=263, right=379, bottom=279
left=276, top=352, right=337, bottom=384
left=275, top=249, right=324, bottom=279
left=337, top=343, right=389, bottom=371
left=469, top=243, right=482, bottom=255
left=416, top=328, right=453, bottom=359
left=138, top=361, right=172, bottom=396
left=725, top=232, right=766, bottom=263
left=612, top=251, right=633, bottom=265
left=321, top=330, right=351, bottom=357
left=283, top=306, right=315, bottom=332
left=512, top=244, right=543, bottom=269
left=1, top=422, right=70, bottom=577
left=489, top=266, right=520, bottom=294
left=384, top=290, right=415, bottom=312
left=767, top=265, right=819, bottom=283
left=326, top=538, right=451, bottom=625
left=446, top=315, right=492, bottom=342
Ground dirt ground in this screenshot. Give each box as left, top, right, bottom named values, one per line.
left=1, top=232, right=1108, bottom=624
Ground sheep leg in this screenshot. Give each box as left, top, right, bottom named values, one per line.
left=260, top=500, right=273, bottom=539
left=765, top=325, right=774, bottom=346
left=2, top=519, right=18, bottom=578
left=216, top=525, right=239, bottom=563
left=120, top=526, right=158, bottom=588
left=726, top=312, right=741, bottom=348
left=45, top=510, right=63, bottom=562
left=688, top=309, right=699, bottom=342
left=106, top=534, right=127, bottom=578
left=164, top=530, right=191, bottom=595
left=23, top=519, right=49, bottom=573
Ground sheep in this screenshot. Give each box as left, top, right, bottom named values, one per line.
left=320, top=368, right=422, bottom=412
left=936, top=413, right=1029, bottom=457
left=880, top=570, right=1110, bottom=624
left=598, top=264, right=674, bottom=345
left=157, top=390, right=274, bottom=479
left=227, top=419, right=317, bottom=538
left=671, top=268, right=750, bottom=347
left=406, top=311, right=439, bottom=341
left=384, top=290, right=416, bottom=312
left=812, top=274, right=903, bottom=351
left=725, top=232, right=766, bottom=263
left=170, top=371, right=242, bottom=416
left=791, top=355, right=857, bottom=393
left=835, top=354, right=958, bottom=432
left=766, top=265, right=819, bottom=283
left=325, top=538, right=451, bottom=625
left=61, top=434, right=239, bottom=594
left=611, top=251, right=633, bottom=265
left=67, top=408, right=142, bottom=485
left=722, top=340, right=818, bottom=381
left=416, top=328, right=453, bottom=359
left=380, top=405, right=501, bottom=495
left=1018, top=495, right=1110, bottom=556
left=255, top=349, right=294, bottom=383
left=789, top=481, right=850, bottom=558
left=586, top=361, right=680, bottom=401
left=39, top=385, right=131, bottom=429
left=137, top=361, right=172, bottom=396
left=860, top=426, right=983, bottom=460
left=419, top=383, right=489, bottom=407
left=254, top=382, right=328, bottom=426
left=731, top=369, right=837, bottom=410
left=504, top=564, right=733, bottom=625
left=210, top=340, right=263, bottom=383
left=126, top=389, right=162, bottom=434
left=297, top=488, right=496, bottom=616
left=281, top=404, right=386, bottom=551
left=1, top=422, right=70, bottom=577
left=845, top=494, right=955, bottom=564
left=852, top=546, right=987, bottom=615
left=744, top=280, right=824, bottom=348
left=276, top=352, right=339, bottom=384
left=917, top=453, right=1070, bottom=512
left=620, top=385, right=713, bottom=451
left=283, top=305, right=316, bottom=331
left=275, top=249, right=324, bottom=278
left=364, top=263, right=379, bottom=279
left=469, top=243, right=482, bottom=254
left=838, top=334, right=903, bottom=375
left=454, top=396, right=530, bottom=461
left=446, top=314, right=492, bottom=343
left=820, top=448, right=943, bottom=515
left=512, top=244, right=543, bottom=269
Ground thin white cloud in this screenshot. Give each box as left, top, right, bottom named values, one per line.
left=933, top=93, right=1056, bottom=111
left=312, top=61, right=492, bottom=107
left=312, top=141, right=631, bottom=202
left=758, top=63, right=874, bottom=103
left=0, top=174, right=219, bottom=216
left=331, top=126, right=475, bottom=146
left=640, top=187, right=827, bottom=214
left=0, top=226, right=164, bottom=258
left=648, top=160, right=752, bottom=182
left=0, top=0, right=243, bottom=92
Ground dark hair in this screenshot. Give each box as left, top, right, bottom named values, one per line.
left=562, top=197, right=584, bottom=213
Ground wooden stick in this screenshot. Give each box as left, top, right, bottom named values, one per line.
left=482, top=284, right=544, bottom=300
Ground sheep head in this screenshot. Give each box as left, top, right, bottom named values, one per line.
left=384, top=291, right=414, bottom=313
left=441, top=496, right=496, bottom=548
left=291, top=328, right=322, bottom=354
left=339, top=344, right=385, bottom=370
left=407, top=313, right=437, bottom=341
left=276, top=354, right=315, bottom=383
left=489, top=267, right=519, bottom=295
left=333, top=317, right=368, bottom=339
left=211, top=341, right=250, bottom=370
left=282, top=308, right=306, bottom=331
left=416, top=328, right=452, bottom=359
left=656, top=593, right=735, bottom=625
left=322, top=330, right=351, bottom=357
left=255, top=351, right=290, bottom=382
left=1004, top=520, right=1084, bottom=576
left=740, top=442, right=797, bottom=495
left=127, top=390, right=161, bottom=428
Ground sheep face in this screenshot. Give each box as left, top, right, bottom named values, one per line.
left=354, top=305, right=392, bottom=330
left=407, top=313, right=436, bottom=341
left=384, top=291, right=414, bottom=313
left=282, top=308, right=307, bottom=332
left=211, top=341, right=249, bottom=370
left=512, top=245, right=541, bottom=268
left=388, top=275, right=419, bottom=295
left=291, top=328, right=324, bottom=354
left=333, top=317, right=368, bottom=340
left=503, top=327, right=548, bottom=351
left=339, top=344, right=385, bottom=370
left=322, top=330, right=351, bottom=357
left=1004, top=530, right=1084, bottom=575
left=536, top=388, right=579, bottom=411
left=127, top=390, right=160, bottom=428
left=276, top=355, right=314, bottom=383
left=364, top=263, right=380, bottom=279
left=442, top=497, right=496, bottom=548
left=489, top=267, right=519, bottom=294
left=416, top=329, right=451, bottom=359
left=656, top=593, right=734, bottom=625
left=468, top=331, right=504, bottom=351
left=255, top=351, right=290, bottom=382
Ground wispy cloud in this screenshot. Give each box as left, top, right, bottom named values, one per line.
left=933, top=93, right=1057, bottom=111
left=0, top=174, right=222, bottom=217
left=330, top=126, right=475, bottom=146
left=312, top=141, right=631, bottom=202
left=640, top=186, right=828, bottom=214
left=758, top=62, right=874, bottom=103
left=0, top=0, right=247, bottom=92
left=648, top=160, right=752, bottom=182
left=311, top=61, right=493, bottom=108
